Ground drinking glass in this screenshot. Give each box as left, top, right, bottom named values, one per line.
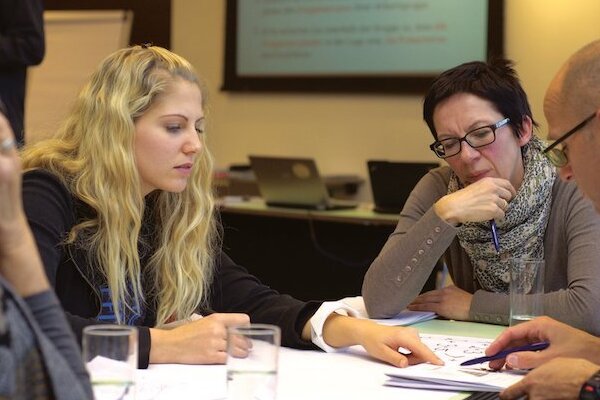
left=509, top=258, right=545, bottom=326
left=82, top=325, right=138, bottom=400
left=226, top=324, right=281, bottom=400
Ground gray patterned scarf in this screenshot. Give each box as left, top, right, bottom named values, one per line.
left=447, top=136, right=556, bottom=293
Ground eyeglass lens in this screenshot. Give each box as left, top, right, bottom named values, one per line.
left=435, top=127, right=495, bottom=158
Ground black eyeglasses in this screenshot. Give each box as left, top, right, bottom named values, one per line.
left=429, top=118, right=510, bottom=159
left=543, top=113, right=596, bottom=167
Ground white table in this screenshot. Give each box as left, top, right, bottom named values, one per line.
left=136, top=320, right=506, bottom=400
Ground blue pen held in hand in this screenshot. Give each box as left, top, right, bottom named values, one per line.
left=490, top=220, right=500, bottom=253
left=459, top=341, right=550, bottom=366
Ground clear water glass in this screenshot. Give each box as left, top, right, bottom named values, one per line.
left=227, top=324, right=280, bottom=400
left=509, top=258, right=545, bottom=326
left=83, top=325, right=138, bottom=400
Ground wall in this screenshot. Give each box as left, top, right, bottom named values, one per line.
left=173, top=1, right=600, bottom=200
left=26, top=0, right=171, bottom=143
left=26, top=11, right=132, bottom=142
left=44, top=0, right=171, bottom=49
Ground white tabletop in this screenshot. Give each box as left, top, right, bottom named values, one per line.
left=136, top=320, right=506, bottom=400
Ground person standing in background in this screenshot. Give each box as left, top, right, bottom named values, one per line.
left=0, top=0, right=45, bottom=146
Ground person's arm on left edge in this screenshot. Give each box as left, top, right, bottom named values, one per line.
left=0, top=113, right=48, bottom=297
left=0, top=114, right=91, bottom=396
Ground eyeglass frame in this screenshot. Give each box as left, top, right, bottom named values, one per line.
left=429, top=117, right=511, bottom=159
left=542, top=112, right=596, bottom=167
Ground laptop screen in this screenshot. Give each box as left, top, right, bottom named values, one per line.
left=368, top=160, right=439, bottom=214
left=249, top=156, right=330, bottom=208
left=249, top=155, right=357, bottom=210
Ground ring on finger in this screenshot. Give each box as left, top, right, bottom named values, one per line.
left=0, top=137, right=16, bottom=154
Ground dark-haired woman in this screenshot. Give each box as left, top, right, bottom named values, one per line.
left=362, top=60, right=600, bottom=334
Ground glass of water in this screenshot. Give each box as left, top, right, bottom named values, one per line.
left=82, top=325, right=138, bottom=400
left=226, top=324, right=281, bottom=400
left=509, top=258, right=545, bottom=326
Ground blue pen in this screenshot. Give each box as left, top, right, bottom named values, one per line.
left=459, top=341, right=550, bottom=366
left=490, top=220, right=500, bottom=253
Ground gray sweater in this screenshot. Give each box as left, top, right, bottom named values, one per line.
left=0, top=277, right=92, bottom=399
left=362, top=166, right=600, bottom=334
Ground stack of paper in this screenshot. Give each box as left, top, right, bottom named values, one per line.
left=385, top=363, right=524, bottom=392
left=340, top=296, right=436, bottom=326
left=384, top=334, right=526, bottom=392
left=371, top=310, right=437, bottom=326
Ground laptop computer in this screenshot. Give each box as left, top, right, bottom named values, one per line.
left=368, top=160, right=439, bottom=214
left=249, top=155, right=357, bottom=210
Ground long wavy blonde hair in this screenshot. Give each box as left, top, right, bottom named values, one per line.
left=21, top=45, right=218, bottom=325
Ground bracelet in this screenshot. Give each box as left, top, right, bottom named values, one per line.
left=580, top=369, right=600, bottom=400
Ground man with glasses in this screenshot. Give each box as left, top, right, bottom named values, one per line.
left=482, top=40, right=600, bottom=400
left=362, top=60, right=600, bottom=337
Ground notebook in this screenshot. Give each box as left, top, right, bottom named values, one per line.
left=249, top=155, right=357, bottom=210
left=367, top=160, right=439, bottom=214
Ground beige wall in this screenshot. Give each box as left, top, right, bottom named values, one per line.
left=172, top=0, right=600, bottom=200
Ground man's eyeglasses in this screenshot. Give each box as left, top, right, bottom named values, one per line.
left=543, top=112, right=596, bottom=167
left=429, top=118, right=510, bottom=159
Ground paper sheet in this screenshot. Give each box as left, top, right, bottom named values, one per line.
left=385, top=363, right=524, bottom=392
left=341, top=296, right=436, bottom=325
left=385, top=334, right=525, bottom=392
left=421, top=333, right=494, bottom=365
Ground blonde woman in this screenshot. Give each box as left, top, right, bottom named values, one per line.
left=0, top=99, right=92, bottom=399
left=21, top=45, right=442, bottom=369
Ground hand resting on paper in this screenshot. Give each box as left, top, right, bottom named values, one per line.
left=317, top=314, right=444, bottom=368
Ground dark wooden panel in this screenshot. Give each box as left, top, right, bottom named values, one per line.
left=220, top=211, right=438, bottom=302
left=44, top=0, right=171, bottom=49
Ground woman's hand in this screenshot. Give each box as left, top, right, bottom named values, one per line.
left=149, top=313, right=250, bottom=364
left=357, top=322, right=444, bottom=368
left=407, top=285, right=472, bottom=321
left=0, top=112, right=50, bottom=297
left=318, top=314, right=443, bottom=368
left=434, top=177, right=516, bottom=225
left=0, top=114, right=25, bottom=256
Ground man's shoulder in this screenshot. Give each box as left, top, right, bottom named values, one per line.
left=551, top=175, right=588, bottom=206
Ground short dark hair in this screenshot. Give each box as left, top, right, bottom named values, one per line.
left=423, top=59, right=537, bottom=139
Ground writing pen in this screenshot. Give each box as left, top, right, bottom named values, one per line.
left=459, top=341, right=550, bottom=366
left=490, top=220, right=500, bottom=253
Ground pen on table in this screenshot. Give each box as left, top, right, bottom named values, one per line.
left=490, top=220, right=500, bottom=253
left=459, top=341, right=550, bottom=366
